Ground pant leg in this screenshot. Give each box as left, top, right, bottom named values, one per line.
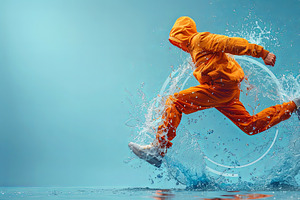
left=216, top=99, right=297, bottom=135
left=156, top=84, right=239, bottom=149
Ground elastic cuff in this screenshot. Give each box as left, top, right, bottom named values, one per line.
left=155, top=135, right=173, bottom=149
left=261, top=49, right=269, bottom=59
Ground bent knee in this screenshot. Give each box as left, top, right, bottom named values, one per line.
left=166, top=95, right=184, bottom=110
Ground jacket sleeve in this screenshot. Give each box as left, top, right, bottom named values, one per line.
left=198, top=32, right=269, bottom=59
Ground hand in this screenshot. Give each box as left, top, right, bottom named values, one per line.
left=263, top=53, right=276, bottom=66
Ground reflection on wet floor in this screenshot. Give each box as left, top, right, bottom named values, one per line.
left=151, top=189, right=273, bottom=200
left=152, top=190, right=175, bottom=200
left=205, top=193, right=273, bottom=200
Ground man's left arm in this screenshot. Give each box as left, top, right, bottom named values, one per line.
left=199, top=33, right=276, bottom=66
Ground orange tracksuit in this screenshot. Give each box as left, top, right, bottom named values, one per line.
left=156, top=16, right=296, bottom=150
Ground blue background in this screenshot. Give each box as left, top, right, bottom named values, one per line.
left=0, top=0, right=299, bottom=187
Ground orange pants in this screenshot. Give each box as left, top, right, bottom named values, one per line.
left=156, top=84, right=296, bottom=149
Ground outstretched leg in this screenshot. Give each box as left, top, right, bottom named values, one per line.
left=216, top=99, right=297, bottom=135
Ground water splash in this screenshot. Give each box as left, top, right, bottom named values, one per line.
left=226, top=16, right=280, bottom=49
left=126, top=59, right=194, bottom=146
left=126, top=20, right=299, bottom=190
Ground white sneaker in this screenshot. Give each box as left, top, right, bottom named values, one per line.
left=293, top=97, right=300, bottom=120
left=296, top=108, right=300, bottom=120
left=128, top=142, right=163, bottom=168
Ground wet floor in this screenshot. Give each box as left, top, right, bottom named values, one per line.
left=0, top=187, right=299, bottom=200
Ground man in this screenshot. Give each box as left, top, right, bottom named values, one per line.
left=128, top=16, right=300, bottom=168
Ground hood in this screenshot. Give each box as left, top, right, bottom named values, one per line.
left=169, top=16, right=197, bottom=52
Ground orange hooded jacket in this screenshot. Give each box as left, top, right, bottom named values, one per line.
left=169, top=16, right=270, bottom=87
left=154, top=16, right=296, bottom=151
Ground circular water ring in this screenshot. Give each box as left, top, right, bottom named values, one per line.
left=159, top=56, right=281, bottom=178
